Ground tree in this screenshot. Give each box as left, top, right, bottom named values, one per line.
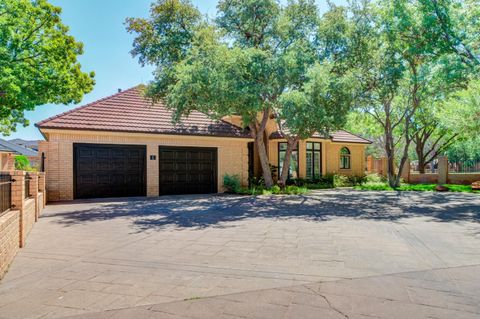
left=440, top=79, right=480, bottom=134
left=350, top=0, right=475, bottom=187
left=275, top=63, right=356, bottom=186
left=0, top=0, right=95, bottom=135
left=127, top=0, right=355, bottom=188
left=410, top=105, right=458, bottom=173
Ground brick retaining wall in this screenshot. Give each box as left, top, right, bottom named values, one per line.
left=21, top=199, right=36, bottom=246
left=0, top=171, right=46, bottom=280
left=0, top=210, right=20, bottom=279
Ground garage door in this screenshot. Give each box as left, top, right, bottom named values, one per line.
left=159, top=146, right=217, bottom=195
left=74, top=143, right=146, bottom=199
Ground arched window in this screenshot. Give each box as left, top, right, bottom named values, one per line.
left=340, top=147, right=351, bottom=169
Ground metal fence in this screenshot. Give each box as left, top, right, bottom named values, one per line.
left=409, top=160, right=438, bottom=174
left=449, top=160, right=480, bottom=173
left=25, top=173, right=31, bottom=199
left=0, top=173, right=12, bottom=215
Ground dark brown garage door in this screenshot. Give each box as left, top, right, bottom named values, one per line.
left=159, top=146, right=217, bottom=195
left=74, top=143, right=146, bottom=199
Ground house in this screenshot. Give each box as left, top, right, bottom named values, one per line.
left=36, top=86, right=371, bottom=201
left=8, top=138, right=40, bottom=151
left=0, top=138, right=39, bottom=171
left=0, top=141, right=16, bottom=171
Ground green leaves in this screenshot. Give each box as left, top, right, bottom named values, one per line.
left=0, top=0, right=94, bottom=135
left=276, top=63, right=356, bottom=140
left=126, top=0, right=201, bottom=67
left=216, top=0, right=280, bottom=48
left=441, top=79, right=480, bottom=135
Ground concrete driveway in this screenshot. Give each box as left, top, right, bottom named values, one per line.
left=0, top=190, right=479, bottom=318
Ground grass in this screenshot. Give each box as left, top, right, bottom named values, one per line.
left=355, top=182, right=479, bottom=193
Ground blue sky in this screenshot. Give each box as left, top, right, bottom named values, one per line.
left=10, top=0, right=344, bottom=140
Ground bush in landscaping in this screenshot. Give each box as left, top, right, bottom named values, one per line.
left=364, top=173, right=385, bottom=183
left=333, top=174, right=350, bottom=187
left=284, top=185, right=308, bottom=194
left=223, top=174, right=241, bottom=193
left=284, top=176, right=335, bottom=189
left=14, top=155, right=32, bottom=171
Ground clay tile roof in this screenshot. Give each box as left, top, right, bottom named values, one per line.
left=270, top=129, right=371, bottom=144
left=36, top=86, right=251, bottom=138
left=329, top=130, right=372, bottom=144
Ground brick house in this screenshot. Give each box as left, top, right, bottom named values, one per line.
left=36, top=86, right=371, bottom=201
left=0, top=138, right=39, bottom=171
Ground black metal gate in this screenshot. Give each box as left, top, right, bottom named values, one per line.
left=0, top=173, right=12, bottom=214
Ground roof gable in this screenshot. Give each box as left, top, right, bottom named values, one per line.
left=36, top=86, right=250, bottom=138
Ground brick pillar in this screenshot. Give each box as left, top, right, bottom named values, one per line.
left=11, top=171, right=26, bottom=247
left=5, top=154, right=15, bottom=171
left=38, top=172, right=46, bottom=208
left=401, top=158, right=410, bottom=183
left=438, top=156, right=449, bottom=185
left=29, top=172, right=39, bottom=221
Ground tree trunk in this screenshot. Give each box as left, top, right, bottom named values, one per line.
left=250, top=110, right=274, bottom=188
left=278, top=137, right=297, bottom=188
left=384, top=123, right=398, bottom=188
left=255, top=132, right=274, bottom=188
left=384, top=119, right=410, bottom=188
left=418, top=157, right=426, bottom=174
left=415, top=133, right=427, bottom=173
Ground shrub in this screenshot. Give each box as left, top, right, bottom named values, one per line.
left=249, top=176, right=265, bottom=187
left=284, top=185, right=308, bottom=194
left=223, top=174, right=241, bottom=193
left=333, top=174, right=350, bottom=187
left=14, top=155, right=31, bottom=171
left=364, top=173, right=385, bottom=184
left=270, top=185, right=282, bottom=194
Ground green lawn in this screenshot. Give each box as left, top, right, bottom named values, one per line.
left=355, top=183, right=479, bottom=193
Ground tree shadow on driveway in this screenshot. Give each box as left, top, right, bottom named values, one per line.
left=45, top=190, right=480, bottom=232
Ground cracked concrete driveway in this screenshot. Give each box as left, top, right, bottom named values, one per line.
left=0, top=190, right=479, bottom=318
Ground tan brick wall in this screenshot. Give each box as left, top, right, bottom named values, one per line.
left=0, top=210, right=20, bottom=280
left=21, top=199, right=36, bottom=246
left=409, top=173, right=439, bottom=184
left=0, top=153, right=15, bottom=171
left=268, top=138, right=367, bottom=179
left=40, top=130, right=250, bottom=201
left=448, top=173, right=480, bottom=185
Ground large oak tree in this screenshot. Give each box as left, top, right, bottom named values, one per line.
left=127, top=0, right=356, bottom=188
left=0, top=0, right=95, bottom=135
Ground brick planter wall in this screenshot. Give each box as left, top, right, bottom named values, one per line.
left=0, top=171, right=46, bottom=280
left=0, top=210, right=20, bottom=280
left=21, top=199, right=36, bottom=245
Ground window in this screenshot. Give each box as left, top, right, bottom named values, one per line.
left=340, top=147, right=351, bottom=169
left=306, top=142, right=322, bottom=180
left=278, top=142, right=299, bottom=179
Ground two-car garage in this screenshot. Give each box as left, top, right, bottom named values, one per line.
left=36, top=86, right=250, bottom=201
left=73, top=143, right=217, bottom=199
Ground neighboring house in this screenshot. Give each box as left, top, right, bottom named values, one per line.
left=0, top=141, right=16, bottom=171
left=36, top=86, right=371, bottom=201
left=9, top=138, right=40, bottom=151
left=0, top=138, right=39, bottom=170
